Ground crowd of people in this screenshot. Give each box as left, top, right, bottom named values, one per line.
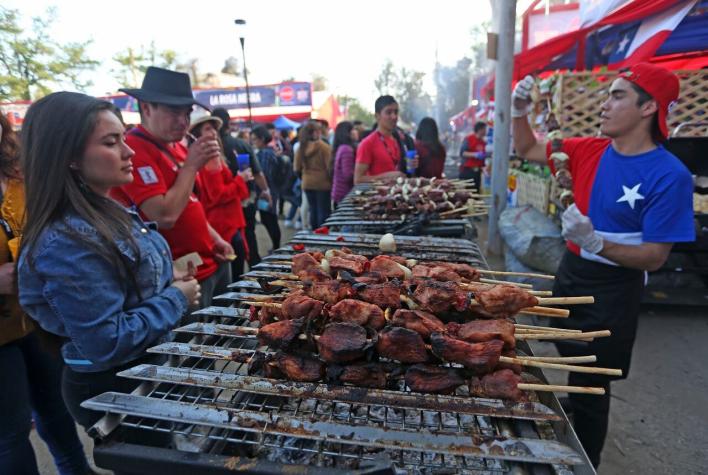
left=0, top=66, right=452, bottom=474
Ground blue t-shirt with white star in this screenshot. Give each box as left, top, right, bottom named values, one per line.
left=587, top=144, right=694, bottom=262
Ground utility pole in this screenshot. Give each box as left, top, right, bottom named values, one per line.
left=486, top=0, right=516, bottom=255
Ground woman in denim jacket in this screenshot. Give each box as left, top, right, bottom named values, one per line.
left=17, top=92, right=200, bottom=429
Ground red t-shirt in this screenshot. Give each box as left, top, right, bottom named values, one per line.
left=355, top=131, right=400, bottom=176
left=462, top=134, right=486, bottom=168
left=198, top=165, right=249, bottom=242
left=112, top=125, right=217, bottom=281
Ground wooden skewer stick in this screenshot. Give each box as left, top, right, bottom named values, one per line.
left=518, top=383, right=605, bottom=395
left=516, top=330, right=611, bottom=341
left=515, top=355, right=597, bottom=364
left=479, top=278, right=533, bottom=288
left=536, top=296, right=594, bottom=305
left=518, top=307, right=569, bottom=318
left=439, top=206, right=469, bottom=217
left=477, top=269, right=555, bottom=280
left=513, top=324, right=582, bottom=333
left=499, top=356, right=622, bottom=377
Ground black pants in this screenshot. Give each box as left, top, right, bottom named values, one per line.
left=259, top=209, right=281, bottom=252
left=243, top=204, right=261, bottom=267
left=459, top=167, right=481, bottom=190
left=231, top=230, right=247, bottom=281
left=305, top=190, right=332, bottom=229
left=552, top=251, right=644, bottom=468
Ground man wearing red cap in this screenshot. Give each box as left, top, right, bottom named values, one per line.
left=511, top=63, right=694, bottom=468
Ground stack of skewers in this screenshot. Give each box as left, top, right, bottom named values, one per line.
left=348, top=177, right=489, bottom=220
left=236, top=248, right=618, bottom=402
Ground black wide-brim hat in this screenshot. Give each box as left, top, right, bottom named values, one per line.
left=120, top=66, right=209, bottom=109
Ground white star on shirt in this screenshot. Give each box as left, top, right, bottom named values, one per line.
left=616, top=35, right=630, bottom=54
left=616, top=183, right=645, bottom=209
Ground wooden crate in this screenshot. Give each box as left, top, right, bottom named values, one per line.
left=516, top=171, right=550, bottom=214
left=557, top=69, right=708, bottom=137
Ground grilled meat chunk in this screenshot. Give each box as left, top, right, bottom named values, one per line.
left=405, top=365, right=464, bottom=395
left=369, top=255, right=407, bottom=280
left=420, top=262, right=481, bottom=282
left=376, top=326, right=428, bottom=363
left=252, top=305, right=282, bottom=326
left=390, top=309, right=445, bottom=340
left=304, top=279, right=355, bottom=305
left=330, top=363, right=388, bottom=389
left=257, top=318, right=304, bottom=349
left=328, top=253, right=369, bottom=275
left=498, top=350, right=522, bottom=374
left=473, top=285, right=538, bottom=318
left=469, top=369, right=526, bottom=401
left=329, top=299, right=386, bottom=330
left=356, top=281, right=402, bottom=309
left=353, top=271, right=388, bottom=285
left=317, top=322, right=369, bottom=363
left=430, top=333, right=503, bottom=374
left=446, top=319, right=516, bottom=350
left=292, top=252, right=321, bottom=275
left=297, top=267, right=331, bottom=282
left=274, top=351, right=325, bottom=382
left=412, top=279, right=469, bottom=313
left=412, top=264, right=462, bottom=282
left=281, top=292, right=324, bottom=320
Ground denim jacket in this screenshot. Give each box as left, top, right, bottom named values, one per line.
left=18, top=208, right=188, bottom=372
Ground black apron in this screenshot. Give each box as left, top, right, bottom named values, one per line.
left=551, top=250, right=644, bottom=380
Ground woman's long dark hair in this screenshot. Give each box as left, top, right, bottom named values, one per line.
left=20, top=92, right=139, bottom=286
left=332, top=121, right=355, bottom=157
left=0, top=113, right=20, bottom=178
left=415, top=117, right=444, bottom=156
left=295, top=121, right=319, bottom=166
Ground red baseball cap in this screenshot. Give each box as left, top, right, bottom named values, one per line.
left=618, top=63, right=679, bottom=140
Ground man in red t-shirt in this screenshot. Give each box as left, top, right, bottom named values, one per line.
left=354, top=95, right=409, bottom=184
left=459, top=121, right=488, bottom=189
left=113, top=67, right=235, bottom=308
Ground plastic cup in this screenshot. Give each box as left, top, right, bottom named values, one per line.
left=405, top=150, right=417, bottom=174
left=236, top=153, right=250, bottom=171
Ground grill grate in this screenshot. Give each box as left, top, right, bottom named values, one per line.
left=83, top=232, right=593, bottom=474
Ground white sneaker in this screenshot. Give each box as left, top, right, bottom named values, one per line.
left=284, top=219, right=293, bottom=228
left=294, top=220, right=303, bottom=230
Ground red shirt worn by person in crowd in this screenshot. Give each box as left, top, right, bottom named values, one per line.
left=198, top=164, right=249, bottom=246
left=461, top=134, right=486, bottom=168
left=112, top=125, right=217, bottom=281
left=414, top=140, right=446, bottom=178
left=355, top=131, right=400, bottom=177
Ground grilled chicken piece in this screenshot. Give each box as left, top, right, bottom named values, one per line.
left=369, top=255, right=407, bottom=280
left=297, top=267, right=331, bottom=282
left=412, top=264, right=462, bottom=282
left=498, top=349, right=522, bottom=374
left=317, top=322, right=369, bottom=363
left=281, top=292, right=324, bottom=320
left=412, top=279, right=469, bottom=313
left=421, top=262, right=481, bottom=282
left=446, top=319, right=516, bottom=350
left=353, top=271, right=388, bottom=285
left=304, top=279, right=355, bottom=305
left=430, top=333, right=503, bottom=375
left=329, top=299, right=386, bottom=330
left=329, top=363, right=388, bottom=389
left=473, top=285, right=538, bottom=318
left=292, top=252, right=321, bottom=275
left=390, top=309, right=445, bottom=340
left=376, top=326, right=428, bottom=363
left=274, top=351, right=325, bottom=382
left=384, top=255, right=408, bottom=266
left=356, top=281, right=402, bottom=309
left=257, top=318, right=304, bottom=349
left=329, top=255, right=369, bottom=275
left=469, top=369, right=526, bottom=401
left=405, top=365, right=464, bottom=395
left=252, top=305, right=282, bottom=326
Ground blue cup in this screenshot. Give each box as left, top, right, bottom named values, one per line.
left=236, top=153, right=250, bottom=171
left=257, top=198, right=271, bottom=212
left=405, top=150, right=417, bottom=174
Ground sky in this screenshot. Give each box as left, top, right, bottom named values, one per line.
left=4, top=0, right=496, bottom=107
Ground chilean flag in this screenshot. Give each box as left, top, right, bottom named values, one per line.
left=585, top=0, right=697, bottom=69
left=515, top=0, right=701, bottom=79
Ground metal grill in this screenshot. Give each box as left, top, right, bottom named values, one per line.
left=83, top=231, right=593, bottom=474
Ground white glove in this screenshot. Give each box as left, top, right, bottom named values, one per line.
left=511, top=75, right=535, bottom=118
left=561, top=204, right=604, bottom=254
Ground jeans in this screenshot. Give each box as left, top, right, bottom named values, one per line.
left=0, top=333, right=90, bottom=475
left=305, top=190, right=332, bottom=229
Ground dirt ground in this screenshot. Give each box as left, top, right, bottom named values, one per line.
left=31, top=214, right=708, bottom=474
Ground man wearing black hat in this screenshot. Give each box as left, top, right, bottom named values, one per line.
left=112, top=66, right=235, bottom=307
